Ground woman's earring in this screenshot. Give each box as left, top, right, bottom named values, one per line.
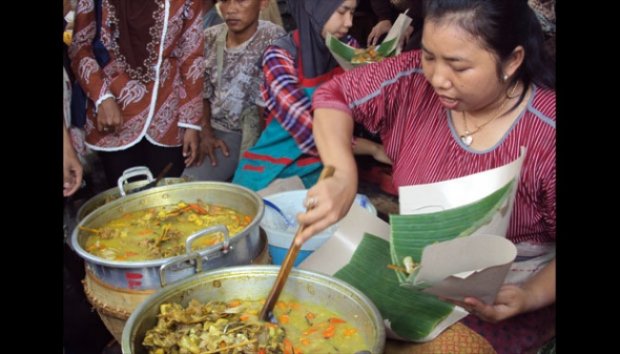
left=503, top=74, right=509, bottom=81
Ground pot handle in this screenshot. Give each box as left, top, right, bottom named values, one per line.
left=117, top=166, right=154, bottom=197
left=159, top=252, right=203, bottom=288
left=185, top=225, right=231, bottom=255
left=158, top=225, right=231, bottom=287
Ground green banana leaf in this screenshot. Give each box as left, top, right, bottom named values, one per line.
left=334, top=234, right=454, bottom=341
left=377, top=37, right=398, bottom=57
left=326, top=33, right=356, bottom=61
left=326, top=34, right=398, bottom=70
left=390, top=179, right=517, bottom=285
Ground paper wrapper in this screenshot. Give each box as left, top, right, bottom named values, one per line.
left=407, top=234, right=517, bottom=305
left=301, top=148, right=527, bottom=342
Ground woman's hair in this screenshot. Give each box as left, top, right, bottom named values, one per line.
left=423, top=0, right=555, bottom=104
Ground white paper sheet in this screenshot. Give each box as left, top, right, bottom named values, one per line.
left=412, top=234, right=517, bottom=304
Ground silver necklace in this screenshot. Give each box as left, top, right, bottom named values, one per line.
left=460, top=109, right=503, bottom=146
left=459, top=84, right=518, bottom=146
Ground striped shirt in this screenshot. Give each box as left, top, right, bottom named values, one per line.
left=313, top=49, right=556, bottom=246
left=261, top=35, right=358, bottom=154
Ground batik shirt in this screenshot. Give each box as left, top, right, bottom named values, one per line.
left=70, top=0, right=205, bottom=151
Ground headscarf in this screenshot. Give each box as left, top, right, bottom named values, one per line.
left=287, top=0, right=344, bottom=79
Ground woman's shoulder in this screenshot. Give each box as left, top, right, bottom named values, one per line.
left=528, top=85, right=556, bottom=124
left=371, top=49, right=424, bottom=79
left=264, top=38, right=296, bottom=63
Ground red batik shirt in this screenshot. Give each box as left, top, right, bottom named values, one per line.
left=69, top=0, right=205, bottom=151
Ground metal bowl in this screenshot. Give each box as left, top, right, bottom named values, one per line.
left=122, top=265, right=386, bottom=353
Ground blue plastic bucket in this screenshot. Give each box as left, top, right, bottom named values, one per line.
left=261, top=190, right=376, bottom=266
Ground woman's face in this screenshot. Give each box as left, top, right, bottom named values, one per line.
left=321, top=0, right=357, bottom=39
left=421, top=19, right=507, bottom=112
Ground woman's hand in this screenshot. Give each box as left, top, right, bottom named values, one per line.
left=400, top=25, right=414, bottom=50
left=367, top=20, right=393, bottom=47
left=96, top=97, right=123, bottom=133
left=183, top=129, right=200, bottom=167
left=451, top=259, right=556, bottom=323
left=296, top=172, right=357, bottom=244
left=454, top=285, right=531, bottom=323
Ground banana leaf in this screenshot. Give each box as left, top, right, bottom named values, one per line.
left=390, top=179, right=516, bottom=285
left=334, top=234, right=454, bottom=341
left=326, top=33, right=398, bottom=70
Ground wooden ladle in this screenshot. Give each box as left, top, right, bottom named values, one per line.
left=259, top=165, right=335, bottom=322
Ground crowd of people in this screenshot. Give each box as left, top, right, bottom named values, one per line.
left=63, top=1, right=556, bottom=353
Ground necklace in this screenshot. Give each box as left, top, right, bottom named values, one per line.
left=460, top=109, right=503, bottom=146
left=459, top=83, right=518, bottom=146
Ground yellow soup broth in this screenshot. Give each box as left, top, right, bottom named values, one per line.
left=143, top=297, right=369, bottom=354
left=82, top=201, right=252, bottom=261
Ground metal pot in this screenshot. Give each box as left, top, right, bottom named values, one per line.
left=76, top=166, right=188, bottom=222
left=71, top=182, right=265, bottom=290
left=122, top=265, right=386, bottom=354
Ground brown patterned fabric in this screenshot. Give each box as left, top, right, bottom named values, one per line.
left=108, top=0, right=158, bottom=79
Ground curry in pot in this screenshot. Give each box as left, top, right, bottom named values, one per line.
left=143, top=297, right=368, bottom=353
left=81, top=201, right=252, bottom=261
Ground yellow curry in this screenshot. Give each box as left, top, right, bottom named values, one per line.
left=82, top=201, right=252, bottom=261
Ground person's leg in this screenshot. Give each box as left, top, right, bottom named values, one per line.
left=142, top=139, right=185, bottom=178
left=97, top=141, right=145, bottom=188
left=183, top=129, right=241, bottom=181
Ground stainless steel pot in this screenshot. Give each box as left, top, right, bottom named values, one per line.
left=122, top=265, right=386, bottom=354
left=71, top=182, right=265, bottom=290
left=76, top=166, right=188, bottom=222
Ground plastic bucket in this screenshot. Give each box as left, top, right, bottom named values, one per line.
left=261, top=190, right=376, bottom=266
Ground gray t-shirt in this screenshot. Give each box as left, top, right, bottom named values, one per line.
left=204, top=20, right=286, bottom=132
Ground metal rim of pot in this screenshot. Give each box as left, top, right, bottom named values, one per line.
left=70, top=181, right=265, bottom=271
left=75, top=166, right=189, bottom=223
left=122, top=265, right=386, bottom=354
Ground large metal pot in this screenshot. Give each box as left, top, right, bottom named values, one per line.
left=76, top=166, right=188, bottom=222
left=122, top=265, right=386, bottom=354
left=71, top=182, right=265, bottom=290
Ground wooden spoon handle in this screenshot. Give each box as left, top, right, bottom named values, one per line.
left=259, top=166, right=335, bottom=321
